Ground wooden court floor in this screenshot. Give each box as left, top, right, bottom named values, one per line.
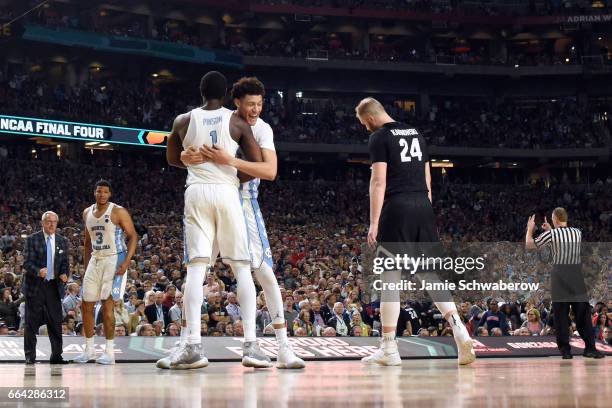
left=0, top=357, right=609, bottom=408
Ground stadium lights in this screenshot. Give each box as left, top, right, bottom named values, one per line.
left=565, top=58, right=570, bottom=63
left=514, top=64, right=519, bottom=68
left=442, top=159, right=450, bottom=162
left=598, top=36, right=603, bottom=40
left=98, top=143, right=110, bottom=147
left=85, top=142, right=100, bottom=146
left=431, top=159, right=437, bottom=162
left=152, top=73, right=159, bottom=77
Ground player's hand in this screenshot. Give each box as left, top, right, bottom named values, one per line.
left=541, top=216, right=552, bottom=231
left=115, top=262, right=129, bottom=276
left=526, top=214, right=536, bottom=232
left=200, top=145, right=234, bottom=166
left=367, top=224, right=378, bottom=249
left=59, top=274, right=68, bottom=283
left=181, top=146, right=207, bottom=166
left=39, top=268, right=47, bottom=278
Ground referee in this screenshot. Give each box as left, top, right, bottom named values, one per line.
left=526, top=207, right=604, bottom=359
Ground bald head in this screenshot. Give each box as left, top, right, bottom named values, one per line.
left=552, top=207, right=568, bottom=227
left=355, top=97, right=393, bottom=132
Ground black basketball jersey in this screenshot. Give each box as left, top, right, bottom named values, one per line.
left=368, top=122, right=430, bottom=197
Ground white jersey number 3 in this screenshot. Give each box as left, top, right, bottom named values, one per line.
left=399, top=138, right=422, bottom=162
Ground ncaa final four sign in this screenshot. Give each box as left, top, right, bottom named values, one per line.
left=0, top=115, right=169, bottom=148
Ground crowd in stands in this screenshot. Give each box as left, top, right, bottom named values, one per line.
left=0, top=154, right=609, bottom=343
left=17, top=1, right=604, bottom=68
left=252, top=0, right=609, bottom=17
left=0, top=70, right=609, bottom=148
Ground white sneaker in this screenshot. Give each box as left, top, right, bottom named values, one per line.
left=242, top=341, right=273, bottom=368
left=454, top=326, right=476, bottom=365
left=361, top=339, right=402, bottom=366
left=456, top=337, right=476, bottom=365
left=276, top=343, right=305, bottom=369
left=72, top=349, right=96, bottom=364
left=170, top=343, right=209, bottom=370
left=95, top=353, right=115, bottom=365
left=156, top=341, right=181, bottom=369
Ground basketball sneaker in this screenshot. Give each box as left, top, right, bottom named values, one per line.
left=242, top=341, right=273, bottom=368
left=73, top=349, right=96, bottom=364
left=169, top=343, right=209, bottom=370
left=156, top=341, right=181, bottom=369
left=361, top=338, right=402, bottom=366
left=276, top=341, right=305, bottom=369
left=453, top=325, right=476, bottom=365
left=95, top=353, right=115, bottom=365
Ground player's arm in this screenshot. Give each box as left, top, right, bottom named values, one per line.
left=369, top=162, right=387, bottom=247
left=200, top=147, right=277, bottom=181
left=425, top=161, right=432, bottom=203
left=82, top=209, right=92, bottom=273
left=230, top=115, right=263, bottom=182
left=367, top=130, right=388, bottom=248
left=166, top=113, right=190, bottom=169
left=114, top=207, right=138, bottom=276
left=525, top=214, right=552, bottom=250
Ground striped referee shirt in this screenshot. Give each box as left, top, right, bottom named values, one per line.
left=534, top=227, right=582, bottom=265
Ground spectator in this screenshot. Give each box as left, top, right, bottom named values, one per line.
left=283, top=296, right=298, bottom=333
left=225, top=292, right=241, bottom=323
left=161, top=284, right=176, bottom=309
left=114, top=324, right=127, bottom=337
left=293, top=310, right=314, bottom=336
left=478, top=300, right=510, bottom=335
left=521, top=308, right=543, bottom=335
left=0, top=287, right=18, bottom=329
left=166, top=322, right=180, bottom=336
left=137, top=323, right=155, bottom=336
left=125, top=293, right=139, bottom=314
left=62, top=282, right=80, bottom=316
left=144, top=292, right=169, bottom=326
left=322, top=327, right=336, bottom=337
left=350, top=311, right=371, bottom=337
left=594, top=312, right=610, bottom=341
left=128, top=300, right=146, bottom=335
left=294, top=327, right=307, bottom=337
left=491, top=327, right=503, bottom=337
left=327, top=302, right=351, bottom=336
left=168, top=293, right=182, bottom=325
left=114, top=299, right=130, bottom=328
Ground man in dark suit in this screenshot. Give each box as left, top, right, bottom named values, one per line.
left=23, top=211, right=70, bottom=364
left=144, top=291, right=170, bottom=327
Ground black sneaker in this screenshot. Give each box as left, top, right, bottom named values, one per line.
left=583, top=350, right=605, bottom=359
left=561, top=352, right=573, bottom=360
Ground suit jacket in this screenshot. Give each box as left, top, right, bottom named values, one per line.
left=145, top=304, right=170, bottom=326
left=23, top=231, right=70, bottom=301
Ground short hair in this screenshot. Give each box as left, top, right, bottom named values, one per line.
left=230, top=77, right=265, bottom=100
left=553, top=207, right=568, bottom=223
left=355, top=97, right=385, bottom=117
left=41, top=211, right=58, bottom=222
left=95, top=179, right=112, bottom=193
left=200, top=71, right=227, bottom=100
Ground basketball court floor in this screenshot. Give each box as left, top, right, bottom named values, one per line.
left=1, top=357, right=609, bottom=407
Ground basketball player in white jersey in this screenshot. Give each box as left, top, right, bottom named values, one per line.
left=181, top=77, right=305, bottom=369
left=73, top=180, right=138, bottom=364
left=164, top=71, right=265, bottom=369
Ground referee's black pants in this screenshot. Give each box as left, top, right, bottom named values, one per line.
left=552, top=301, right=596, bottom=355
